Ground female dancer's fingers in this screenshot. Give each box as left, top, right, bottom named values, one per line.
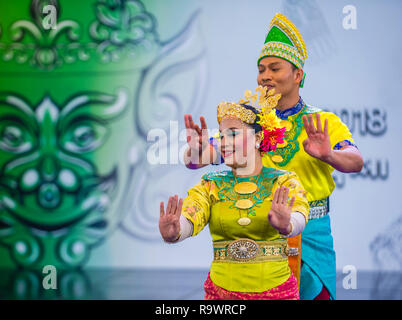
left=176, top=198, right=183, bottom=218
left=276, top=187, right=282, bottom=205
left=160, top=202, right=165, bottom=218
left=281, top=187, right=289, bottom=205
left=166, top=196, right=173, bottom=215
left=272, top=186, right=279, bottom=204
left=316, top=113, right=323, bottom=133
left=288, top=196, right=295, bottom=209
left=170, top=195, right=178, bottom=215
left=184, top=114, right=190, bottom=129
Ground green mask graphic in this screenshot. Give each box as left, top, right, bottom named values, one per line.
left=0, top=0, right=206, bottom=269
left=0, top=90, right=128, bottom=267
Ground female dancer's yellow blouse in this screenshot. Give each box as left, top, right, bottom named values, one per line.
left=181, top=167, right=309, bottom=292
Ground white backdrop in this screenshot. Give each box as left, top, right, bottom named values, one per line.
left=87, top=0, right=402, bottom=273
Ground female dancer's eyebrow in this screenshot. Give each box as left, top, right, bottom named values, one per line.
left=220, top=127, right=240, bottom=133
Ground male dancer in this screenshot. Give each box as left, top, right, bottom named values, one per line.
left=183, top=13, right=363, bottom=300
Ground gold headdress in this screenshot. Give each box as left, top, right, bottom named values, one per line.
left=217, top=86, right=281, bottom=126
left=217, top=101, right=256, bottom=124
left=217, top=86, right=286, bottom=152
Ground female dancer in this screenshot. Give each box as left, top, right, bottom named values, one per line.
left=159, top=88, right=309, bottom=300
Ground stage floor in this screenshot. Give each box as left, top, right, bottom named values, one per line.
left=0, top=269, right=400, bottom=300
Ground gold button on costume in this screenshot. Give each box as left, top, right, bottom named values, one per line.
left=271, top=155, right=284, bottom=163
left=234, top=182, right=258, bottom=194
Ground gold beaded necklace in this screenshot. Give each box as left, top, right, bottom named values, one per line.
left=232, top=169, right=263, bottom=226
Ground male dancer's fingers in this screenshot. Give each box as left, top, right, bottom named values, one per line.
left=324, top=118, right=329, bottom=136
left=185, top=115, right=197, bottom=142
left=193, top=124, right=202, bottom=136
left=186, top=130, right=193, bottom=143
left=188, top=115, right=196, bottom=129
left=308, top=114, right=316, bottom=134
left=186, top=114, right=194, bottom=130
left=160, top=202, right=165, bottom=218
left=316, top=113, right=323, bottom=133
left=302, top=115, right=310, bottom=136
left=200, top=116, right=208, bottom=130
left=186, top=126, right=193, bottom=141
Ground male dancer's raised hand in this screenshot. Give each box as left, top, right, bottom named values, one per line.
left=302, top=113, right=331, bottom=161
left=184, top=114, right=216, bottom=169
left=184, top=114, right=209, bottom=154
left=302, top=113, right=363, bottom=172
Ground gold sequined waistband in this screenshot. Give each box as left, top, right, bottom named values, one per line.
left=213, top=238, right=298, bottom=263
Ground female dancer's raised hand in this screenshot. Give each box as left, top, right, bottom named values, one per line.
left=159, top=195, right=183, bottom=242
left=268, top=186, right=295, bottom=235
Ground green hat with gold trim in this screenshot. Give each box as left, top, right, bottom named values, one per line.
left=258, top=13, right=308, bottom=87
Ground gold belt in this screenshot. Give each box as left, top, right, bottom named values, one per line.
left=213, top=238, right=297, bottom=263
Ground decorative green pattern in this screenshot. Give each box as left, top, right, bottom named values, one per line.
left=202, top=168, right=288, bottom=217
left=259, top=42, right=303, bottom=69
left=0, top=0, right=206, bottom=269
left=268, top=105, right=322, bottom=166
left=258, top=13, right=307, bottom=69
left=0, top=0, right=159, bottom=70
left=265, top=26, right=294, bottom=47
